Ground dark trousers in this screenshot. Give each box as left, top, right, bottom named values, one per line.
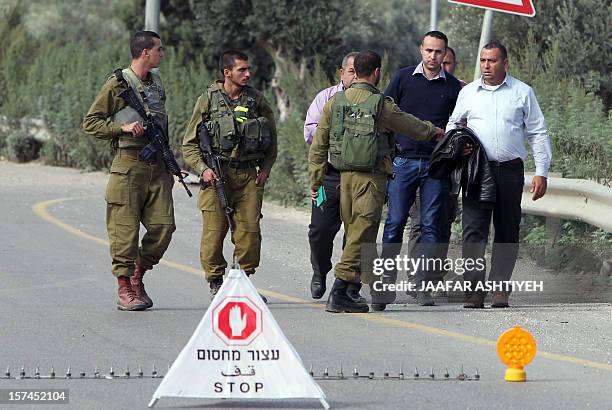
left=408, top=188, right=458, bottom=283
left=462, top=160, right=524, bottom=295
left=308, top=167, right=343, bottom=276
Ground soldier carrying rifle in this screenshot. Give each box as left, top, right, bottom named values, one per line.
left=182, top=50, right=278, bottom=300
left=83, top=31, right=180, bottom=311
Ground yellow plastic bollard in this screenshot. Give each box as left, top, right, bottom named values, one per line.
left=496, top=325, right=537, bottom=382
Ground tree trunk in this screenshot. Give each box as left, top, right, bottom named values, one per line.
left=260, top=42, right=290, bottom=123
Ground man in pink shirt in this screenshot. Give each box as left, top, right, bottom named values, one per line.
left=303, top=52, right=359, bottom=301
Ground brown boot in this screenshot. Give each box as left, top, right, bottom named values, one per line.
left=117, top=276, right=147, bottom=311
left=130, top=264, right=153, bottom=309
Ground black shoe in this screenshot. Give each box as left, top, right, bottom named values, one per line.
left=416, top=291, right=435, bottom=306
left=209, top=276, right=223, bottom=297
left=325, top=279, right=369, bottom=313
left=310, top=272, right=327, bottom=299
left=346, top=282, right=366, bottom=304
left=491, top=293, right=509, bottom=308
left=370, top=303, right=387, bottom=312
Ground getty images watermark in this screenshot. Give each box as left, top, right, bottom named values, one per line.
left=360, top=243, right=544, bottom=294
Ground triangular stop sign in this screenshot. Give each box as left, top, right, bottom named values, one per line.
left=448, top=0, right=536, bottom=17
left=148, top=269, right=330, bottom=409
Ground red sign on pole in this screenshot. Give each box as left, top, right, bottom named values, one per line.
left=212, top=297, right=262, bottom=346
left=448, top=0, right=535, bottom=17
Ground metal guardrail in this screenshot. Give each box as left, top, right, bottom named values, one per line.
left=186, top=172, right=612, bottom=232
left=522, top=176, right=612, bottom=232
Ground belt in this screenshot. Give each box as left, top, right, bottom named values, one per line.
left=220, top=160, right=258, bottom=169
left=489, top=158, right=523, bottom=167
left=116, top=148, right=159, bottom=163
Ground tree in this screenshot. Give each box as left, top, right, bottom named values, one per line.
left=343, top=0, right=428, bottom=73
left=190, top=0, right=358, bottom=121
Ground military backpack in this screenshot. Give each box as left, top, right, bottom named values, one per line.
left=329, top=82, right=393, bottom=172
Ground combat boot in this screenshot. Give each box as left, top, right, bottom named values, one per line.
left=325, top=278, right=369, bottom=313
left=117, top=276, right=147, bottom=311
left=130, top=264, right=153, bottom=309
left=209, top=276, right=223, bottom=298
left=310, top=272, right=327, bottom=299
left=370, top=270, right=398, bottom=312
left=346, top=282, right=367, bottom=304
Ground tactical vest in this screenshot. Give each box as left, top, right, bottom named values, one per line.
left=329, top=82, right=394, bottom=172
left=112, top=68, right=167, bottom=149
left=203, top=82, right=271, bottom=161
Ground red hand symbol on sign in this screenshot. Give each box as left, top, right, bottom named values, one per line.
left=213, top=298, right=262, bottom=346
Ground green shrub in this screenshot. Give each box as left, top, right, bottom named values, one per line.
left=514, top=33, right=612, bottom=185
left=6, top=128, right=41, bottom=162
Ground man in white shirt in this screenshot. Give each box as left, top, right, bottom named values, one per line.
left=447, top=42, right=552, bottom=308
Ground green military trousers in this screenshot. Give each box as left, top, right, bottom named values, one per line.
left=105, top=149, right=176, bottom=277
left=198, top=166, right=264, bottom=281
left=336, top=171, right=387, bottom=284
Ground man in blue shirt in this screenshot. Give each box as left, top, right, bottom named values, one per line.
left=376, top=31, right=462, bottom=309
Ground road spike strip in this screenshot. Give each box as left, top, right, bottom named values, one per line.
left=0, top=364, right=480, bottom=381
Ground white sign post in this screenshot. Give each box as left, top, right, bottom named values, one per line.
left=448, top=0, right=536, bottom=80
left=148, top=268, right=330, bottom=409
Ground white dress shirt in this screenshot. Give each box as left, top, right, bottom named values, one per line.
left=447, top=74, right=552, bottom=177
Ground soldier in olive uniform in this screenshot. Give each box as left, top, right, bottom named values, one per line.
left=309, top=50, right=444, bottom=313
left=83, top=31, right=175, bottom=311
left=182, top=50, right=277, bottom=298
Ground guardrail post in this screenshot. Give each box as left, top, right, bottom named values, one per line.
left=542, top=172, right=563, bottom=258
left=545, top=217, right=561, bottom=258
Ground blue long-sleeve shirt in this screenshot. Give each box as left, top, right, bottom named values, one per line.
left=384, top=63, right=462, bottom=158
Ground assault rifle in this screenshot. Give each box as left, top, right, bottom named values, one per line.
left=198, top=125, right=234, bottom=233
left=114, top=70, right=192, bottom=198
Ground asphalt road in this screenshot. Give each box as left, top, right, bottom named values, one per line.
left=0, top=161, right=611, bottom=410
